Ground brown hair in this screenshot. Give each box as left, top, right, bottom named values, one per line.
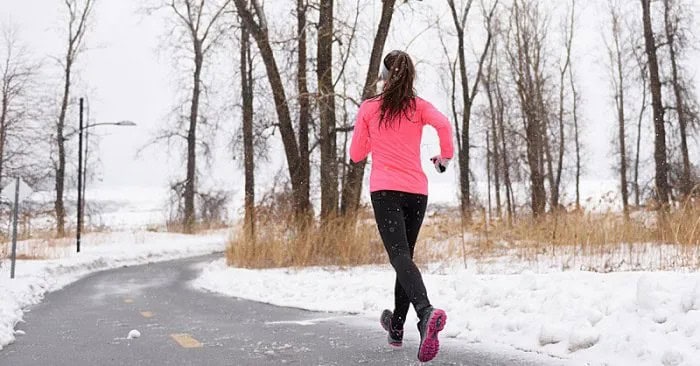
left=378, top=50, right=416, bottom=129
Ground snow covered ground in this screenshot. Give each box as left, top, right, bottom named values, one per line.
left=0, top=230, right=228, bottom=350
left=194, top=258, right=700, bottom=366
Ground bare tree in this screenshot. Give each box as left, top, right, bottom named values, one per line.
left=569, top=58, right=581, bottom=210
left=240, top=19, right=255, bottom=241
left=158, top=0, right=232, bottom=233
left=482, top=22, right=515, bottom=223
left=640, top=0, right=670, bottom=207
left=446, top=0, right=499, bottom=221
left=662, top=0, right=693, bottom=198
left=0, top=26, right=37, bottom=194
left=506, top=0, right=548, bottom=217
left=53, top=0, right=95, bottom=236
left=630, top=33, right=648, bottom=207
left=494, top=59, right=515, bottom=223
left=606, top=0, right=630, bottom=219
left=317, top=0, right=338, bottom=220
left=341, top=0, right=398, bottom=217
left=296, top=0, right=312, bottom=222
left=550, top=0, right=575, bottom=211
left=233, top=0, right=311, bottom=220
left=483, top=38, right=501, bottom=219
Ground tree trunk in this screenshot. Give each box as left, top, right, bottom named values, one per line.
left=486, top=130, right=492, bottom=219
left=296, top=0, right=312, bottom=220
left=553, top=70, right=568, bottom=211
left=447, top=0, right=470, bottom=222
left=484, top=50, right=501, bottom=219
left=616, top=78, right=630, bottom=220
left=553, top=0, right=575, bottom=212
left=241, top=23, right=255, bottom=242
left=634, top=97, right=645, bottom=207
left=184, top=43, right=202, bottom=233
left=454, top=23, right=472, bottom=221
left=0, top=91, right=7, bottom=192
left=495, top=77, right=514, bottom=224
left=510, top=0, right=547, bottom=217
left=447, top=0, right=497, bottom=222
left=664, top=0, right=692, bottom=197
left=490, top=101, right=501, bottom=219
left=569, top=65, right=581, bottom=210
left=235, top=1, right=308, bottom=219
left=55, top=61, right=71, bottom=237
left=612, top=10, right=630, bottom=219
left=527, top=124, right=546, bottom=217
left=317, top=0, right=338, bottom=220
left=541, top=114, right=556, bottom=211
left=641, top=0, right=670, bottom=207
left=340, top=0, right=396, bottom=216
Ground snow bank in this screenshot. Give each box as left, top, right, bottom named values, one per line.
left=194, top=259, right=700, bottom=366
left=0, top=230, right=228, bottom=350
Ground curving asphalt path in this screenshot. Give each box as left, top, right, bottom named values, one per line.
left=0, top=255, right=574, bottom=366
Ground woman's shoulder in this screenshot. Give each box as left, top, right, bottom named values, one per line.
left=359, top=97, right=382, bottom=113
left=413, top=96, right=433, bottom=109
left=361, top=96, right=382, bottom=106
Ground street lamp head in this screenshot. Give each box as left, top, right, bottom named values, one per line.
left=116, top=120, right=137, bottom=126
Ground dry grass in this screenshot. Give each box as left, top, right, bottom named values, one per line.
left=0, top=236, right=76, bottom=260
left=453, top=199, right=700, bottom=271
left=154, top=220, right=231, bottom=234
left=226, top=213, right=386, bottom=268
left=227, top=198, right=700, bottom=271
left=476, top=201, right=698, bottom=248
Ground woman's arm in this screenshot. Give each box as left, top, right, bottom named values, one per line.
left=349, top=103, right=371, bottom=163
left=421, top=99, right=454, bottom=159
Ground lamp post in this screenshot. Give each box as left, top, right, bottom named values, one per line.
left=76, top=97, right=136, bottom=253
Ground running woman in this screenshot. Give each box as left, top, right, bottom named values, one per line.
left=349, top=50, right=454, bottom=363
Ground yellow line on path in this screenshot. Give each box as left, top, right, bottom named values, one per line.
left=124, top=298, right=134, bottom=304
left=170, top=333, right=203, bottom=348
left=140, top=311, right=154, bottom=318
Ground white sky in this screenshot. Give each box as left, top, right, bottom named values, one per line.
left=0, top=0, right=698, bottom=205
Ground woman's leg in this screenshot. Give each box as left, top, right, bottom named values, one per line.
left=371, top=191, right=431, bottom=318
left=392, top=193, right=427, bottom=326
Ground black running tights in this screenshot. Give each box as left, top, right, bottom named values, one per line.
left=370, top=190, right=431, bottom=327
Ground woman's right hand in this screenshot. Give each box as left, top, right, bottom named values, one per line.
left=430, top=156, right=451, bottom=173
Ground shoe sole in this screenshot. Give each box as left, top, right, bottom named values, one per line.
left=380, top=310, right=403, bottom=348
left=417, top=309, right=446, bottom=362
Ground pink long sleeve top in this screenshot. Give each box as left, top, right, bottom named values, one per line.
left=349, top=96, right=454, bottom=195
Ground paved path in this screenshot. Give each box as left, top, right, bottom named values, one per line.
left=1, top=255, right=571, bottom=365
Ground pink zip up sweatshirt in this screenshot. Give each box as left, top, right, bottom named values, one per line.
left=349, top=97, right=454, bottom=195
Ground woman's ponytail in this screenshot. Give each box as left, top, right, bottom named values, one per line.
left=379, top=50, right=416, bottom=129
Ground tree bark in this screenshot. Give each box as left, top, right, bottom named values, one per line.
left=552, top=1, right=575, bottom=211
left=641, top=0, right=670, bottom=207
left=55, top=60, right=70, bottom=237
left=510, top=0, right=547, bottom=217
left=0, top=51, right=9, bottom=195
left=340, top=0, right=396, bottom=217
left=54, top=0, right=94, bottom=237
left=447, top=0, right=498, bottom=221
left=184, top=42, right=202, bottom=233
left=495, top=73, right=514, bottom=224
left=241, top=22, right=255, bottom=242
left=663, top=0, right=692, bottom=197
left=317, top=0, right=338, bottom=220
left=296, top=0, right=312, bottom=220
left=447, top=0, right=474, bottom=221
left=609, top=7, right=629, bottom=219
left=234, top=0, right=309, bottom=219
left=631, top=40, right=649, bottom=207
left=569, top=62, right=581, bottom=210
left=634, top=80, right=647, bottom=207
left=484, top=46, right=501, bottom=218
